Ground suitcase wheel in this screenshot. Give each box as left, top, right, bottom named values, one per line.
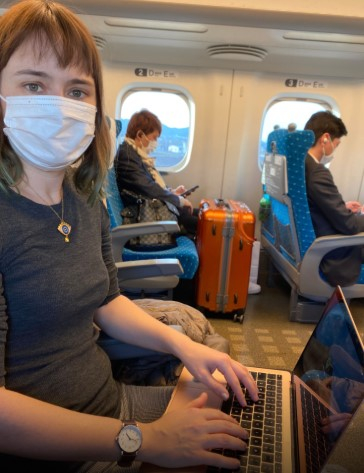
left=233, top=313, right=244, bottom=324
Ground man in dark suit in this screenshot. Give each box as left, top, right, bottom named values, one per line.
left=304, top=111, right=364, bottom=286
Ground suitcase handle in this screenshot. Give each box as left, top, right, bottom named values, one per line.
left=200, top=199, right=229, bottom=211
left=201, top=199, right=231, bottom=210
left=200, top=199, right=254, bottom=245
left=215, top=198, right=229, bottom=209
left=238, top=219, right=255, bottom=246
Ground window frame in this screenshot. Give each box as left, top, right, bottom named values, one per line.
left=115, top=83, right=195, bottom=173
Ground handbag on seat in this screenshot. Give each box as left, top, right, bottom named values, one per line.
left=121, top=189, right=179, bottom=249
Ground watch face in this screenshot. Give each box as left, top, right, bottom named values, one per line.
left=118, top=424, right=142, bottom=453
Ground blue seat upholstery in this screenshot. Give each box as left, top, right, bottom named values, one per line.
left=286, top=131, right=318, bottom=258
left=104, top=118, right=185, bottom=298
left=261, top=129, right=364, bottom=322
left=106, top=161, right=199, bottom=281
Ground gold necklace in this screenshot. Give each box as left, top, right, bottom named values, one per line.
left=25, top=183, right=72, bottom=243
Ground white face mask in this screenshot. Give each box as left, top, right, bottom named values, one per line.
left=321, top=136, right=335, bottom=166
left=141, top=132, right=158, bottom=155
left=1, top=95, right=96, bottom=170
left=321, top=155, right=334, bottom=166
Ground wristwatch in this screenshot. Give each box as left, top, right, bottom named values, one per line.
left=116, top=420, right=143, bottom=467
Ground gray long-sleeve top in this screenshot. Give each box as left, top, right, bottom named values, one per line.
left=0, top=172, right=121, bottom=471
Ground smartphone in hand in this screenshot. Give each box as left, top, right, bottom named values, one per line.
left=181, top=185, right=199, bottom=197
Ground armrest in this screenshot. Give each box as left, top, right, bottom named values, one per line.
left=299, top=232, right=364, bottom=298
left=116, top=258, right=183, bottom=281
left=111, top=220, right=180, bottom=259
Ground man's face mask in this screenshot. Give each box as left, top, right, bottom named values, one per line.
left=321, top=135, right=335, bottom=166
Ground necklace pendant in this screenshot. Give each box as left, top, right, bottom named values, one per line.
left=58, top=221, right=72, bottom=243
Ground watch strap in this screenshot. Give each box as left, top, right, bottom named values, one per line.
left=117, top=450, right=135, bottom=467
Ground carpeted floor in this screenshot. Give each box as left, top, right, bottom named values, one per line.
left=208, top=279, right=314, bottom=370
left=207, top=250, right=364, bottom=371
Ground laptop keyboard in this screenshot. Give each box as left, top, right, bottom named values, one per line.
left=300, top=384, right=333, bottom=473
left=206, top=371, right=283, bottom=473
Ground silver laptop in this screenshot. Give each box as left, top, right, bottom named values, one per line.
left=141, top=286, right=364, bottom=473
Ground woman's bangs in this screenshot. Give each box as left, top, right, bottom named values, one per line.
left=54, top=34, right=94, bottom=76
left=30, top=23, right=94, bottom=76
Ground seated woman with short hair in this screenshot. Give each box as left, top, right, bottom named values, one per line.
left=114, top=109, right=198, bottom=239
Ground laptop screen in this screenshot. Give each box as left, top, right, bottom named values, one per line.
left=293, top=287, right=364, bottom=447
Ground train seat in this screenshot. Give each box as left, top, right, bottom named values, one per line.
left=105, top=118, right=186, bottom=298
left=106, top=163, right=199, bottom=275
left=261, top=128, right=364, bottom=322
left=105, top=118, right=198, bottom=299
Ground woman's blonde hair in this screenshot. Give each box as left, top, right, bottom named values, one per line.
left=0, top=0, right=110, bottom=204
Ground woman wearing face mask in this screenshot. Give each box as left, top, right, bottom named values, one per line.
left=0, top=1, right=259, bottom=472
left=304, top=111, right=364, bottom=286
left=114, top=109, right=198, bottom=239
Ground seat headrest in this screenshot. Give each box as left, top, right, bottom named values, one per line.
left=267, top=128, right=315, bottom=157
left=267, top=128, right=289, bottom=155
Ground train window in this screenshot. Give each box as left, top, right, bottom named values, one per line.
left=259, top=98, right=330, bottom=170
left=118, top=88, right=194, bottom=172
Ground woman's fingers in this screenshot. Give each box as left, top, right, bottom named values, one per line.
left=140, top=395, right=250, bottom=469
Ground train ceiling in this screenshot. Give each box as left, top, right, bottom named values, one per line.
left=2, top=1, right=364, bottom=78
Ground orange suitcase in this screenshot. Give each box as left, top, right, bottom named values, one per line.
left=195, top=199, right=255, bottom=322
